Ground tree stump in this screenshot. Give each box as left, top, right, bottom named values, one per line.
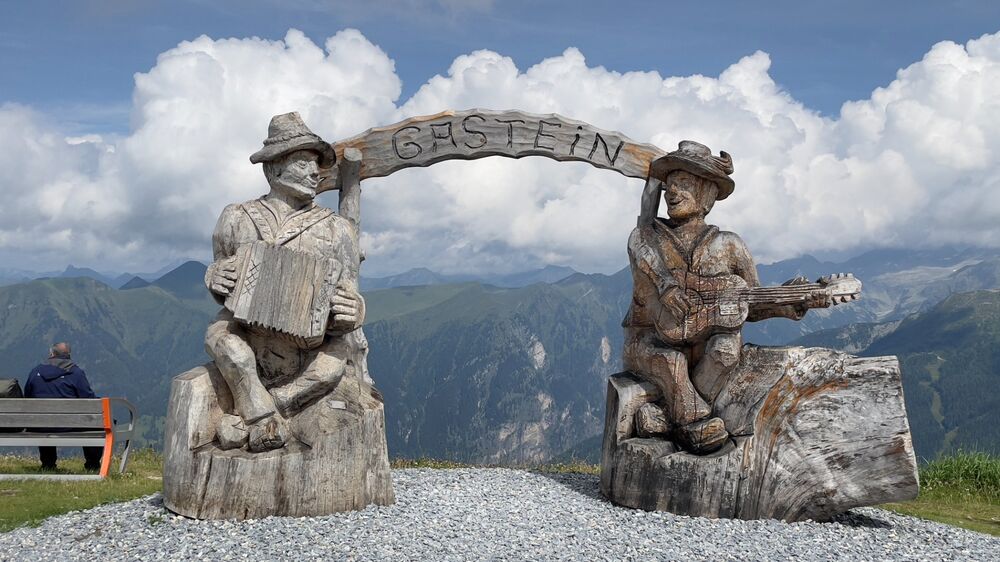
left=163, top=363, right=395, bottom=519
left=600, top=345, right=919, bottom=522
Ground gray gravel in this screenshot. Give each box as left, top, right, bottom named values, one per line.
left=2, top=468, right=998, bottom=561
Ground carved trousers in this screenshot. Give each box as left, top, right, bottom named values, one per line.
left=205, top=310, right=358, bottom=423
left=624, top=328, right=741, bottom=426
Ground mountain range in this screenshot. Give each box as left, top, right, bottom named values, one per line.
left=0, top=259, right=203, bottom=289
left=0, top=246, right=997, bottom=463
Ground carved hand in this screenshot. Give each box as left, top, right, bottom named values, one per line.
left=779, top=275, right=828, bottom=314
left=329, top=287, right=366, bottom=333
left=207, top=255, right=240, bottom=296
left=660, top=287, right=692, bottom=322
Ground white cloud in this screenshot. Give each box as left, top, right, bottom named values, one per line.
left=2, top=29, right=1000, bottom=275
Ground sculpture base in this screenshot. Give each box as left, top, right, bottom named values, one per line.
left=163, top=363, right=395, bottom=520
left=600, top=345, right=919, bottom=522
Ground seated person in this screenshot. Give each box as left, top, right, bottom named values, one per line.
left=24, top=342, right=103, bottom=471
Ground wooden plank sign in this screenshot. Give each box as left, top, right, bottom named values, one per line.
left=322, top=109, right=667, bottom=191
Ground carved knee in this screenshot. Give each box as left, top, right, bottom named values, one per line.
left=707, top=335, right=740, bottom=368
left=302, top=351, right=349, bottom=383
left=214, top=333, right=256, bottom=373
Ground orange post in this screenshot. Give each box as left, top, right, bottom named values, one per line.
left=99, top=397, right=115, bottom=478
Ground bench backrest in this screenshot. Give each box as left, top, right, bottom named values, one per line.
left=0, top=398, right=111, bottom=430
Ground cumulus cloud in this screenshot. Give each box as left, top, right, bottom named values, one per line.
left=2, top=29, right=1000, bottom=275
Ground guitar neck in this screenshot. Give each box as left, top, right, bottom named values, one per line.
left=746, top=284, right=821, bottom=305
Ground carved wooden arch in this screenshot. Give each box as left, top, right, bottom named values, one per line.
left=321, top=109, right=669, bottom=226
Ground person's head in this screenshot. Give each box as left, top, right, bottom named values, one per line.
left=664, top=170, right=719, bottom=221
left=649, top=141, right=735, bottom=222
left=264, top=149, right=322, bottom=202
left=49, top=342, right=71, bottom=358
left=250, top=112, right=335, bottom=201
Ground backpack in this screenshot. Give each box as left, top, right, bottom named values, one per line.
left=0, top=378, right=24, bottom=433
left=0, top=378, right=22, bottom=398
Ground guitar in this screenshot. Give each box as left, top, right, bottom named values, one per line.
left=656, top=271, right=863, bottom=343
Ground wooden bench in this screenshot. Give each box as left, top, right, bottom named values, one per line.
left=0, top=398, right=136, bottom=480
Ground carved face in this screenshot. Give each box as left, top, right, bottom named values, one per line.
left=266, top=149, right=321, bottom=201
left=664, top=170, right=717, bottom=221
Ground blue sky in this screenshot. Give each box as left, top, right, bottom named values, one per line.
left=2, top=1, right=1000, bottom=275
left=5, top=0, right=999, bottom=132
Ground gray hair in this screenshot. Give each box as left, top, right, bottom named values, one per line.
left=49, top=342, right=71, bottom=357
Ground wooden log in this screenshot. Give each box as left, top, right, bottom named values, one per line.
left=163, top=363, right=395, bottom=519
left=338, top=147, right=363, bottom=228
left=321, top=109, right=667, bottom=191
left=600, top=345, right=920, bottom=522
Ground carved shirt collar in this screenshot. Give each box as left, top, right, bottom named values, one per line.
left=241, top=198, right=334, bottom=246
left=652, top=217, right=718, bottom=270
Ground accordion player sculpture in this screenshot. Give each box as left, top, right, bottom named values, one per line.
left=163, top=112, right=394, bottom=520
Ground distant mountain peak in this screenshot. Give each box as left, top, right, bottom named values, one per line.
left=119, top=276, right=151, bottom=290
left=151, top=261, right=209, bottom=301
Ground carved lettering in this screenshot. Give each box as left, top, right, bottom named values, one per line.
left=570, top=126, right=583, bottom=155
left=429, top=122, right=457, bottom=153
left=588, top=132, right=625, bottom=165
left=495, top=118, right=525, bottom=148
left=392, top=126, right=423, bottom=160
left=461, top=114, right=488, bottom=149
left=329, top=109, right=667, bottom=183
left=534, top=120, right=561, bottom=150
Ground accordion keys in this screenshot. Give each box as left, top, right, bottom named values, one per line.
left=225, top=242, right=343, bottom=348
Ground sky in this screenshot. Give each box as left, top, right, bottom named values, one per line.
left=3, top=0, right=1000, bottom=276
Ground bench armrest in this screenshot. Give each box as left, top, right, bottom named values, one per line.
left=108, top=397, right=137, bottom=441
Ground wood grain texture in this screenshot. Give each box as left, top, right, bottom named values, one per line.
left=224, top=242, right=342, bottom=347
left=0, top=398, right=104, bottom=414
left=322, top=109, right=666, bottom=190
left=600, top=345, right=920, bottom=522
left=0, top=412, right=104, bottom=428
left=338, top=147, right=363, bottom=228
left=163, top=363, right=395, bottom=519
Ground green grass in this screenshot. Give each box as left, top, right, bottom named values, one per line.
left=0, top=449, right=163, bottom=532
left=390, top=457, right=600, bottom=475
left=391, top=457, right=475, bottom=470
left=883, top=451, right=1000, bottom=536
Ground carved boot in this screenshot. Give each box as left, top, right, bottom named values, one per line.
left=675, top=417, right=729, bottom=454
left=216, top=414, right=249, bottom=450
left=247, top=413, right=290, bottom=452
left=636, top=403, right=671, bottom=437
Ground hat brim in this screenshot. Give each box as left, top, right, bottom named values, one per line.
left=649, top=155, right=735, bottom=200
left=250, top=136, right=336, bottom=168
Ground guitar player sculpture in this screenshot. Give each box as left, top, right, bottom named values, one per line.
left=600, top=141, right=919, bottom=521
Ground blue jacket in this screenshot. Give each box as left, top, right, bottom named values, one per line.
left=24, top=357, right=96, bottom=399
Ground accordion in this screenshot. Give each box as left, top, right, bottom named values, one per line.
left=225, top=242, right=343, bottom=348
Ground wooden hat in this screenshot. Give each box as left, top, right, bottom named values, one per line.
left=250, top=112, right=336, bottom=167
left=649, top=140, right=735, bottom=200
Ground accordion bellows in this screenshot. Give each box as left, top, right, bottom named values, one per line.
left=225, top=242, right=343, bottom=348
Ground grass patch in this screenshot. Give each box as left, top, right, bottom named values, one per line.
left=530, top=459, right=600, bottom=475
left=391, top=457, right=475, bottom=470
left=0, top=449, right=163, bottom=532
left=390, top=456, right=600, bottom=474
left=883, top=451, right=1000, bottom=536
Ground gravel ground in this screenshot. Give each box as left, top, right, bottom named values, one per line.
left=2, top=468, right=998, bottom=561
